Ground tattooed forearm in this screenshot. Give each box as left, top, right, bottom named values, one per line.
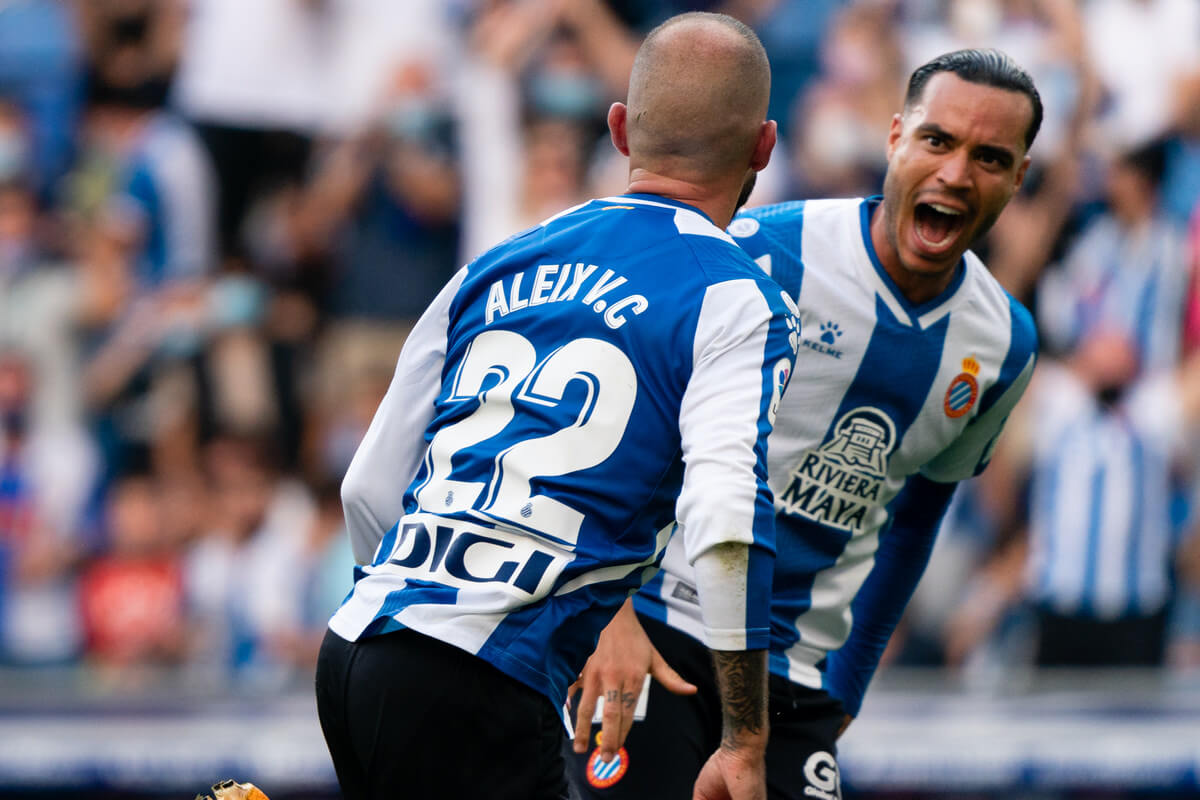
left=711, top=649, right=768, bottom=749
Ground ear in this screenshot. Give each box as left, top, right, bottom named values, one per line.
left=886, top=113, right=904, bottom=160
left=1014, top=153, right=1032, bottom=192
left=608, top=102, right=630, bottom=157
left=750, top=119, right=777, bottom=172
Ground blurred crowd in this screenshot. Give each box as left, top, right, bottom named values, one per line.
left=0, top=0, right=1197, bottom=693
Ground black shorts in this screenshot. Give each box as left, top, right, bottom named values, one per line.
left=316, top=627, right=570, bottom=800
left=565, top=614, right=846, bottom=800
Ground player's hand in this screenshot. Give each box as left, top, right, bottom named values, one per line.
left=692, top=744, right=767, bottom=800
left=568, top=598, right=696, bottom=759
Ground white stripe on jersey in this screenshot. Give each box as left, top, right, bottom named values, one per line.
left=1028, top=367, right=1179, bottom=618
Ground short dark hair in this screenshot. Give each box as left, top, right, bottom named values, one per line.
left=905, top=49, right=1043, bottom=150
left=1116, top=137, right=1168, bottom=188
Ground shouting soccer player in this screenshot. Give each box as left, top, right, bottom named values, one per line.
left=315, top=13, right=798, bottom=800
left=568, top=49, right=1041, bottom=800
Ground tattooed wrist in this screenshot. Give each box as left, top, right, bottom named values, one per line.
left=711, top=649, right=768, bottom=749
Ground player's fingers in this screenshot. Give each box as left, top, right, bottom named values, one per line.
left=572, top=678, right=600, bottom=753
left=599, top=684, right=624, bottom=761
left=650, top=650, right=698, bottom=695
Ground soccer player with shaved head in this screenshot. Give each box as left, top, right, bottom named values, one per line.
left=569, top=49, right=1041, bottom=800
left=316, top=12, right=796, bottom=800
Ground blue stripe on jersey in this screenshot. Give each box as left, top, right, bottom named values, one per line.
left=636, top=570, right=668, bottom=625
left=737, top=201, right=807, bottom=297
left=769, top=516, right=851, bottom=653
left=858, top=198, right=967, bottom=320
left=826, top=295, right=951, bottom=439
left=125, top=163, right=166, bottom=286
left=1134, top=258, right=1161, bottom=366
left=978, top=295, right=1039, bottom=417
left=1034, top=422, right=1073, bottom=596
left=1079, top=462, right=1106, bottom=617
left=483, top=576, right=640, bottom=709
left=1126, top=431, right=1145, bottom=616
left=770, top=294, right=950, bottom=653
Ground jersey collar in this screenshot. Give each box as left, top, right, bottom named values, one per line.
left=621, top=193, right=715, bottom=225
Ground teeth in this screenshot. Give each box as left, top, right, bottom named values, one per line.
left=929, top=203, right=962, bottom=215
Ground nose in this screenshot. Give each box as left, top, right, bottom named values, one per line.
left=936, top=149, right=972, bottom=189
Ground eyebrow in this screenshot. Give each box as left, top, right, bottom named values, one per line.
left=916, top=123, right=1016, bottom=168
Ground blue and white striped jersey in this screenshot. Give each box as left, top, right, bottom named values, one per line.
left=1037, top=214, right=1189, bottom=374
left=114, top=113, right=216, bottom=288
left=635, top=198, right=1037, bottom=710
left=1027, top=365, right=1183, bottom=619
left=329, top=194, right=798, bottom=708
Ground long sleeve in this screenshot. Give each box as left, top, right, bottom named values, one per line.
left=341, top=268, right=466, bottom=563
left=678, top=278, right=798, bottom=651
left=824, top=474, right=956, bottom=715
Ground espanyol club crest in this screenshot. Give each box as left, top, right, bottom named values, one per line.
left=586, top=746, right=630, bottom=789
left=944, top=356, right=980, bottom=418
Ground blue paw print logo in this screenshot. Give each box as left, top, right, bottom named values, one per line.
left=820, top=321, right=843, bottom=345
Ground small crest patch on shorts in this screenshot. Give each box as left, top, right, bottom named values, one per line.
left=586, top=747, right=629, bottom=788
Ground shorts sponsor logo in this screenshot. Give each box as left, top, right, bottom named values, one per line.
left=777, top=407, right=896, bottom=532
left=944, top=357, right=980, bottom=418
left=586, top=747, right=629, bottom=789
left=803, top=751, right=841, bottom=800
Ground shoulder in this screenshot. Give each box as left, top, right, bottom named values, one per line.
left=728, top=197, right=864, bottom=279
left=962, top=251, right=1039, bottom=360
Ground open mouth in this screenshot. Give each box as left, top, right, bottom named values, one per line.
left=913, top=202, right=967, bottom=252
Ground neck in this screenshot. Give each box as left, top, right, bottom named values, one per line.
left=869, top=202, right=958, bottom=306
left=625, top=169, right=742, bottom=229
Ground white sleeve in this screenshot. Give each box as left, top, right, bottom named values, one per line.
left=341, top=268, right=466, bottom=563
left=676, top=278, right=796, bottom=650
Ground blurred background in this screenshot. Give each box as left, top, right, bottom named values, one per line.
left=0, top=0, right=1197, bottom=797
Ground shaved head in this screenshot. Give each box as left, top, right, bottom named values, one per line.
left=625, top=13, right=771, bottom=180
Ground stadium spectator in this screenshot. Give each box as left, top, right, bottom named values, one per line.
left=78, top=472, right=186, bottom=680
left=947, top=333, right=1200, bottom=668
left=1036, top=139, right=1191, bottom=375
left=0, top=0, right=83, bottom=202
left=0, top=350, right=97, bottom=665
left=184, top=433, right=315, bottom=686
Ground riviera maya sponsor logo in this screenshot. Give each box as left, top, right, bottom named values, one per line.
left=944, top=356, right=980, bottom=418
left=586, top=744, right=630, bottom=789
left=777, top=407, right=897, bottom=532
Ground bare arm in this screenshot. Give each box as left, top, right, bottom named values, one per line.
left=711, top=648, right=768, bottom=749
left=694, top=648, right=768, bottom=800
